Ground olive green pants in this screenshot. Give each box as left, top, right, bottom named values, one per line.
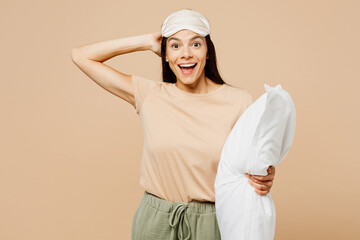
left=131, top=191, right=222, bottom=240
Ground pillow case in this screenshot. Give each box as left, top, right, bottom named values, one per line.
left=214, top=84, right=296, bottom=240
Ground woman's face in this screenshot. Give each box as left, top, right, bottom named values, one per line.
left=166, top=29, right=208, bottom=85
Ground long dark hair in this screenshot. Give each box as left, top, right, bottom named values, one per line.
left=161, top=34, right=225, bottom=84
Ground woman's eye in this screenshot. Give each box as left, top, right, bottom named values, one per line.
left=171, top=44, right=179, bottom=49
left=193, top=42, right=201, bottom=47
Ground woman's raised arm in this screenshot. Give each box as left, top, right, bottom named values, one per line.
left=70, top=32, right=162, bottom=107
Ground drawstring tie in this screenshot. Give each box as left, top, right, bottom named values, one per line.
left=169, top=202, right=191, bottom=240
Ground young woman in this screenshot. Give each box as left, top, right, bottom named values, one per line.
left=71, top=8, right=275, bottom=240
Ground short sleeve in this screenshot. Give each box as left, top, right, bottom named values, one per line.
left=132, top=75, right=160, bottom=115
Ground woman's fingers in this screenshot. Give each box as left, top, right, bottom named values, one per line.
left=149, top=32, right=162, bottom=57
left=244, top=166, right=276, bottom=195
left=248, top=177, right=272, bottom=189
left=247, top=179, right=270, bottom=195
left=254, top=189, right=270, bottom=196
left=245, top=173, right=273, bottom=181
left=249, top=176, right=273, bottom=188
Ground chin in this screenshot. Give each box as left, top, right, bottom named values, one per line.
left=178, top=77, right=200, bottom=85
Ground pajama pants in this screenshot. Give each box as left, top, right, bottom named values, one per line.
left=131, top=191, right=222, bottom=240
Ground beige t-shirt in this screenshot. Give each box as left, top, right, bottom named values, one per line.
left=132, top=75, right=254, bottom=203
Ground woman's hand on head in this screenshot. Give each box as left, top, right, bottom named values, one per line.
left=148, top=32, right=162, bottom=57
left=245, top=166, right=275, bottom=196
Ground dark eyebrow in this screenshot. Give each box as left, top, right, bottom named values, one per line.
left=168, top=35, right=203, bottom=42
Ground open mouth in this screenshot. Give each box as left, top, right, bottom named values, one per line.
left=178, top=63, right=197, bottom=75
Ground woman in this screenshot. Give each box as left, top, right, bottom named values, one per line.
left=71, top=8, right=275, bottom=240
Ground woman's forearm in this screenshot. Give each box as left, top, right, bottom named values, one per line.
left=71, top=34, right=152, bottom=63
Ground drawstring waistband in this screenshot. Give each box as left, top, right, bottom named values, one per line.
left=169, top=202, right=191, bottom=240
left=142, top=191, right=216, bottom=240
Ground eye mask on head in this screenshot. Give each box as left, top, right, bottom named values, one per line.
left=161, top=9, right=211, bottom=37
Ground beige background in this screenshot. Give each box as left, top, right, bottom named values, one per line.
left=1, top=0, right=359, bottom=239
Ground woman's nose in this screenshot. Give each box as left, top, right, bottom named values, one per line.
left=181, top=46, right=193, bottom=58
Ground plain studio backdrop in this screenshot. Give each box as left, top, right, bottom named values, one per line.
left=0, top=0, right=359, bottom=239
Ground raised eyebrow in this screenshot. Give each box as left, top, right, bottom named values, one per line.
left=168, top=36, right=204, bottom=42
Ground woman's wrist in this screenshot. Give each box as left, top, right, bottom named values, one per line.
left=120, top=34, right=153, bottom=53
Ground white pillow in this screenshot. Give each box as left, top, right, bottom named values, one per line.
left=214, top=84, right=296, bottom=240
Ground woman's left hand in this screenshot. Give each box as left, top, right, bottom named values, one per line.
left=245, top=166, right=275, bottom=196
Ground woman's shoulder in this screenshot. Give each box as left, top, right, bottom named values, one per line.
left=224, top=82, right=254, bottom=105
left=224, top=82, right=251, bottom=95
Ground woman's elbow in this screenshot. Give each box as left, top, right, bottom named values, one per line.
left=70, top=47, right=81, bottom=62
